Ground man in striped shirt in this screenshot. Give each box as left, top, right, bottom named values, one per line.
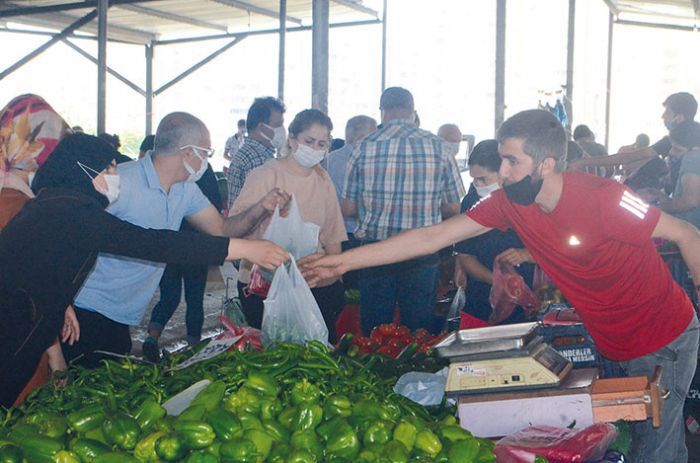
left=342, top=87, right=465, bottom=335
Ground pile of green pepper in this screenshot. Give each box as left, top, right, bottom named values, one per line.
left=1, top=341, right=495, bottom=462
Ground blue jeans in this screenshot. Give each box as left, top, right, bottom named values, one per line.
left=359, top=252, right=439, bottom=335
left=620, top=313, right=699, bottom=463
left=148, top=263, right=208, bottom=344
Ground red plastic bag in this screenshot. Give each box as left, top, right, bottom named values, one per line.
left=489, top=261, right=540, bottom=324
left=494, top=423, right=618, bottom=463
left=216, top=315, right=263, bottom=351
left=245, top=264, right=271, bottom=298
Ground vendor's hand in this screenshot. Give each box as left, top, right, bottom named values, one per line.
left=240, top=239, right=289, bottom=271
left=260, top=188, right=291, bottom=217
left=61, top=305, right=80, bottom=345
left=46, top=341, right=68, bottom=386
left=496, top=248, right=534, bottom=267
left=299, top=253, right=347, bottom=288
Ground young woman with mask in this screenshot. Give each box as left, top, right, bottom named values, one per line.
left=231, top=109, right=347, bottom=342
left=0, top=133, right=288, bottom=408
left=453, top=140, right=535, bottom=327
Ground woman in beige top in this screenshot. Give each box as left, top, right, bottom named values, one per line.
left=231, top=109, right=347, bottom=342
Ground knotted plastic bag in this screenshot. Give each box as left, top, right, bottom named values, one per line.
left=261, top=257, right=328, bottom=347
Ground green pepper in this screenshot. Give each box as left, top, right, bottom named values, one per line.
left=439, top=415, right=458, bottom=427
left=244, top=429, right=273, bottom=463
left=25, top=412, right=68, bottom=440
left=277, top=407, right=297, bottom=430
left=379, top=402, right=401, bottom=423
left=316, top=418, right=359, bottom=461
left=8, top=422, right=38, bottom=440
left=393, top=421, right=417, bottom=452
left=382, top=440, right=409, bottom=463
left=134, top=398, right=167, bottom=432
left=357, top=448, right=379, bottom=463
left=67, top=405, right=105, bottom=434
left=186, top=450, right=220, bottom=463
left=435, top=450, right=449, bottom=463
left=238, top=413, right=263, bottom=431
left=173, top=420, right=216, bottom=450
left=415, top=430, right=442, bottom=457
left=53, top=450, right=81, bottom=463
left=323, top=395, right=352, bottom=420
left=226, top=389, right=262, bottom=416
left=206, top=408, right=243, bottom=441
left=84, top=427, right=109, bottom=445
left=533, top=456, right=548, bottom=463
left=101, top=412, right=141, bottom=450
left=260, top=398, right=283, bottom=421
left=290, top=430, right=322, bottom=459
left=0, top=443, right=23, bottom=463
left=363, top=421, right=393, bottom=446
left=133, top=431, right=167, bottom=462
left=178, top=404, right=208, bottom=422
left=69, top=438, right=111, bottom=463
left=92, top=453, right=141, bottom=463
left=190, top=381, right=227, bottom=412
left=155, top=432, right=188, bottom=461
left=293, top=404, right=323, bottom=431
left=219, top=439, right=258, bottom=463
left=290, top=380, right=320, bottom=406
left=244, top=372, right=279, bottom=397
left=438, top=425, right=472, bottom=443
left=262, top=420, right=290, bottom=443
left=475, top=441, right=496, bottom=463
left=448, top=439, right=480, bottom=463
left=17, top=435, right=63, bottom=463
left=267, top=443, right=290, bottom=463
left=286, top=449, right=315, bottom=463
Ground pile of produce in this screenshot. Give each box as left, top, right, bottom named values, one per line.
left=350, top=324, right=446, bottom=358
left=1, top=341, right=495, bottom=462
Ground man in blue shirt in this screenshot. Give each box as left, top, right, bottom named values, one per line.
left=66, top=112, right=289, bottom=365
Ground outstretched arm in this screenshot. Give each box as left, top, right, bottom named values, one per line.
left=652, top=211, right=700, bottom=300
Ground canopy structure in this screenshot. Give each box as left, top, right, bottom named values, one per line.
left=0, top=0, right=383, bottom=134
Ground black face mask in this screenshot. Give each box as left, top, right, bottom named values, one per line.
left=503, top=175, right=544, bottom=206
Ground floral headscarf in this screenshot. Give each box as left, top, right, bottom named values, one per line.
left=0, top=94, right=70, bottom=197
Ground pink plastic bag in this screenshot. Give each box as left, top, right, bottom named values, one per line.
left=494, top=423, right=618, bottom=463
left=489, top=261, right=540, bottom=324
left=216, top=315, right=263, bottom=351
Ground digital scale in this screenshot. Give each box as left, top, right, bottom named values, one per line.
left=435, top=323, right=573, bottom=397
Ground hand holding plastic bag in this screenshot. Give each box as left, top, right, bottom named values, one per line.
left=444, top=287, right=465, bottom=332
left=261, top=257, right=329, bottom=347
left=489, top=261, right=540, bottom=324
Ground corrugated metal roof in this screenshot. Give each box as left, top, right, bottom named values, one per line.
left=605, top=0, right=700, bottom=28
left=0, top=0, right=380, bottom=44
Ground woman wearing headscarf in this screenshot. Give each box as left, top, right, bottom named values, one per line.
left=0, top=94, right=71, bottom=404
left=0, top=133, right=288, bottom=407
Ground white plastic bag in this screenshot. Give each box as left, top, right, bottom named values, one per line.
left=261, top=257, right=329, bottom=347
left=393, top=368, right=449, bottom=406
left=263, top=194, right=320, bottom=260
left=444, top=287, right=466, bottom=332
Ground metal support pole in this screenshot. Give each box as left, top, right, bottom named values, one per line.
left=495, top=0, right=506, bottom=133
left=278, top=0, right=286, bottom=100
left=145, top=43, right=154, bottom=135
left=565, top=0, right=575, bottom=129
left=381, top=0, right=387, bottom=92
left=312, top=0, right=329, bottom=113
left=604, top=12, right=614, bottom=149
left=0, top=10, right=97, bottom=81
left=97, top=0, right=108, bottom=134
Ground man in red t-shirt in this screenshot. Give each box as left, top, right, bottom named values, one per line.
left=304, top=109, right=700, bottom=463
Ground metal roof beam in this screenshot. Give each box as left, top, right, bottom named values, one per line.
left=331, top=0, right=378, bottom=18
left=62, top=38, right=146, bottom=96
left=116, top=4, right=228, bottom=32
left=615, top=18, right=698, bottom=32
left=0, top=0, right=162, bottom=18
left=210, top=0, right=303, bottom=25
left=602, top=0, right=620, bottom=16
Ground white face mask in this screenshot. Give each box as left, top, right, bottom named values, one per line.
left=475, top=182, right=499, bottom=198
left=183, top=149, right=208, bottom=183
left=262, top=123, right=287, bottom=150
left=445, top=142, right=460, bottom=156
left=78, top=161, right=121, bottom=204
left=293, top=143, right=327, bottom=168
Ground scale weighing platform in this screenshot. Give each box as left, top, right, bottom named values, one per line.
left=435, top=323, right=572, bottom=397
